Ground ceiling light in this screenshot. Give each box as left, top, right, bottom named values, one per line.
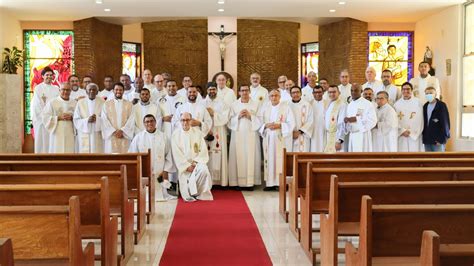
left=95, top=0, right=103, bottom=3
left=329, top=9, right=336, bottom=12
left=217, top=0, right=225, bottom=4
left=104, top=8, right=111, bottom=12
left=338, top=1, right=346, bottom=5
left=218, top=8, right=224, bottom=12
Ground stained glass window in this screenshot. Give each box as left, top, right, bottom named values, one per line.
left=368, top=32, right=414, bottom=86
left=301, top=42, right=319, bottom=86
left=122, top=42, right=141, bottom=81
left=23, top=30, right=74, bottom=135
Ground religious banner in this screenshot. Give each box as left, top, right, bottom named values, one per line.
left=368, top=31, right=414, bottom=86
left=23, top=30, right=74, bottom=135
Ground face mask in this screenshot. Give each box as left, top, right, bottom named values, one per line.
left=425, top=94, right=434, bottom=102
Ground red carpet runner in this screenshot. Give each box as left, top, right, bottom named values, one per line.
left=159, top=190, right=273, bottom=266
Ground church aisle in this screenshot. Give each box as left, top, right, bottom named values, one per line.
left=158, top=190, right=272, bottom=265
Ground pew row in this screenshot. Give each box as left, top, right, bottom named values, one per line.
left=0, top=196, right=95, bottom=266
left=319, top=176, right=474, bottom=265
left=420, top=230, right=474, bottom=266
left=345, top=196, right=474, bottom=266
left=0, top=177, right=118, bottom=266
left=0, top=169, right=134, bottom=264
left=0, top=160, right=146, bottom=242
left=299, top=166, right=474, bottom=261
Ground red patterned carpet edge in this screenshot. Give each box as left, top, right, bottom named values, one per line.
left=159, top=190, right=273, bottom=266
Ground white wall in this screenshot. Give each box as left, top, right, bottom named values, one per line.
left=0, top=8, right=22, bottom=50
left=414, top=4, right=468, bottom=151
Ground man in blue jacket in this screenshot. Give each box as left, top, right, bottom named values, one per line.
left=422, top=87, right=450, bottom=152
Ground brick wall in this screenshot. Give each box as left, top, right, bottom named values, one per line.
left=142, top=20, right=208, bottom=89
left=319, top=18, right=368, bottom=85
left=74, top=18, right=122, bottom=83
left=237, top=19, right=299, bottom=90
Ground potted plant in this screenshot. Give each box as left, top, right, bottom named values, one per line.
left=1, top=46, right=23, bottom=74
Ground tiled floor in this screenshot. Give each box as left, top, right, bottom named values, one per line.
left=127, top=187, right=313, bottom=266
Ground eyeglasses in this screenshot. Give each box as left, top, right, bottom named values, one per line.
left=375, top=97, right=385, bottom=100
left=278, top=81, right=286, bottom=84
left=181, top=119, right=191, bottom=122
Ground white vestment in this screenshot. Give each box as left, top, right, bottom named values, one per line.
left=289, top=99, right=314, bottom=152
left=324, top=98, right=347, bottom=152
left=150, top=88, right=167, bottom=103
left=217, top=86, right=237, bottom=107
left=129, top=129, right=175, bottom=201
left=372, top=103, right=398, bottom=152
left=302, top=84, right=316, bottom=103
left=394, top=97, right=424, bottom=152
left=250, top=85, right=268, bottom=108
left=123, top=91, right=140, bottom=103
left=158, top=94, right=186, bottom=140
left=228, top=99, right=262, bottom=187
left=338, top=83, right=352, bottom=104
left=279, top=88, right=292, bottom=103
left=311, top=99, right=327, bottom=152
left=171, top=127, right=213, bottom=201
left=101, top=99, right=135, bottom=153
left=362, top=80, right=383, bottom=92
left=131, top=102, right=162, bottom=135
left=204, top=96, right=230, bottom=186
left=173, top=102, right=212, bottom=135
left=73, top=97, right=105, bottom=153
left=98, top=89, right=114, bottom=101
left=30, top=82, right=60, bottom=153
left=374, top=84, right=400, bottom=105
left=42, top=96, right=77, bottom=153
left=259, top=102, right=295, bottom=187
left=144, top=83, right=156, bottom=91
left=409, top=74, right=441, bottom=102
left=70, top=88, right=87, bottom=102
left=345, top=97, right=377, bottom=152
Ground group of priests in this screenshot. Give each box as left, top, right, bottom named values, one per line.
left=30, top=61, right=450, bottom=199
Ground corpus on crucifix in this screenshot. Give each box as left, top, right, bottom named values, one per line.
left=209, top=25, right=236, bottom=71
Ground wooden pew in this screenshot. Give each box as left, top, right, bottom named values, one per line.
left=0, top=160, right=147, bottom=242
left=0, top=177, right=118, bottom=266
left=320, top=176, right=474, bottom=265
left=279, top=149, right=474, bottom=221
left=0, top=196, right=95, bottom=266
left=420, top=230, right=474, bottom=266
left=0, top=238, right=13, bottom=266
left=288, top=158, right=474, bottom=241
left=345, top=196, right=474, bottom=266
left=299, top=166, right=474, bottom=261
left=0, top=151, right=154, bottom=225
left=0, top=169, right=134, bottom=264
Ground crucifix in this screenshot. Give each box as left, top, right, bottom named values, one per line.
left=209, top=25, right=236, bottom=71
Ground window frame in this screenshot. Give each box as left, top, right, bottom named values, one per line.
left=461, top=2, right=474, bottom=139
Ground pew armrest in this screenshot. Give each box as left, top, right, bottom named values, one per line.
left=82, top=242, right=95, bottom=266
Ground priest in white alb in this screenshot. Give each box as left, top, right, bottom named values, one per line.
left=302, top=71, right=318, bottom=102
left=42, top=82, right=77, bottom=153
left=228, top=85, right=262, bottom=189
left=344, top=84, right=377, bottom=152
left=324, top=85, right=347, bottom=152
left=173, top=86, right=212, bottom=135
left=172, top=112, right=213, bottom=202
left=150, top=74, right=168, bottom=103
left=372, top=91, right=398, bottom=152
left=129, top=114, right=176, bottom=201
left=289, top=86, right=313, bottom=152
left=68, top=75, right=87, bottom=102
left=204, top=82, right=230, bottom=186
left=249, top=72, right=268, bottom=108
left=310, top=86, right=326, bottom=152
left=394, top=82, right=424, bottom=151
left=131, top=88, right=161, bottom=135
left=362, top=66, right=383, bottom=92
left=158, top=80, right=185, bottom=140
left=30, top=67, right=59, bottom=153
left=73, top=83, right=105, bottom=153
left=409, top=61, right=441, bottom=102
left=338, top=70, right=352, bottom=103
left=215, top=73, right=237, bottom=106
left=259, top=89, right=295, bottom=190
left=101, top=83, right=135, bottom=153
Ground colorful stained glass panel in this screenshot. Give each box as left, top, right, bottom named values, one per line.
left=301, top=42, right=319, bottom=86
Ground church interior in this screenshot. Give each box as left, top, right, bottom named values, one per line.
left=1, top=0, right=474, bottom=265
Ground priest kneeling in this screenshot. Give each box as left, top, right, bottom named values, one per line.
left=171, top=112, right=213, bottom=202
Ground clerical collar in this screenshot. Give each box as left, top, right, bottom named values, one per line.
left=140, top=101, right=150, bottom=106
left=292, top=99, right=301, bottom=103
left=88, top=98, right=96, bottom=101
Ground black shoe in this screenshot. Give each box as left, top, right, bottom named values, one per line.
left=263, top=187, right=273, bottom=191
left=273, top=186, right=279, bottom=191
left=241, top=187, right=254, bottom=191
